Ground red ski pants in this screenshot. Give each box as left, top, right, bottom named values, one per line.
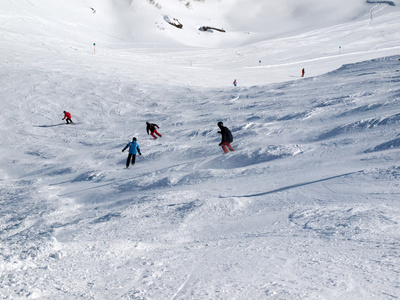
left=151, top=129, right=162, bottom=139
left=220, top=142, right=234, bottom=153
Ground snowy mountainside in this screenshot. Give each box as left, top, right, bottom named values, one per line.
left=2, top=0, right=400, bottom=299
left=2, top=0, right=400, bottom=88
left=111, top=0, right=398, bottom=47
left=2, top=0, right=399, bottom=47
left=2, top=49, right=400, bottom=298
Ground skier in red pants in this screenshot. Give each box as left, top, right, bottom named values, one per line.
left=146, top=122, right=162, bottom=139
left=217, top=121, right=234, bottom=153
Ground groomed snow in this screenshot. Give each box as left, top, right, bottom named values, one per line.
left=1, top=0, right=400, bottom=299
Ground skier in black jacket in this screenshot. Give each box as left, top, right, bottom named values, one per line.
left=217, top=121, right=235, bottom=153
left=146, top=122, right=162, bottom=139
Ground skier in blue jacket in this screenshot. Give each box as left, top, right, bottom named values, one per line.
left=122, top=137, right=142, bottom=168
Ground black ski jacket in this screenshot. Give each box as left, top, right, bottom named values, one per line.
left=218, top=126, right=233, bottom=143
left=146, top=123, right=159, bottom=134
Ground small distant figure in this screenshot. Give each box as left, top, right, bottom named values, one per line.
left=146, top=122, right=162, bottom=139
left=233, top=79, right=237, bottom=86
left=301, top=68, right=305, bottom=77
left=62, top=111, right=73, bottom=124
left=259, top=60, right=261, bottom=66
left=217, top=121, right=235, bottom=154
left=122, top=137, right=141, bottom=168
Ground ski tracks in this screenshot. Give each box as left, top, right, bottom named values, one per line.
left=170, top=273, right=193, bottom=300
left=368, top=2, right=388, bottom=26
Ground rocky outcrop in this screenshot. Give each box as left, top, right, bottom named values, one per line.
left=163, top=15, right=183, bottom=29
left=199, top=26, right=226, bottom=33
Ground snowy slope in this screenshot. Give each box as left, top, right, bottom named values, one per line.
left=1, top=0, right=400, bottom=299
left=0, top=0, right=395, bottom=48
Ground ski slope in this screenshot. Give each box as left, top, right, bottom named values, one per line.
left=1, top=0, right=400, bottom=299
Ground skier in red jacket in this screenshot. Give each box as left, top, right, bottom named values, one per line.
left=62, top=111, right=73, bottom=124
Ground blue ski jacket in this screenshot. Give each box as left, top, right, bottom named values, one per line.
left=123, top=141, right=141, bottom=155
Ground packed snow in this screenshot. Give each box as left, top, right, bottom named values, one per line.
left=1, top=0, right=400, bottom=299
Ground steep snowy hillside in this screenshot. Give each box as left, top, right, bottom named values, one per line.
left=2, top=0, right=398, bottom=47
left=109, top=0, right=396, bottom=47
left=1, top=0, right=400, bottom=299
left=2, top=0, right=400, bottom=88
left=2, top=48, right=400, bottom=299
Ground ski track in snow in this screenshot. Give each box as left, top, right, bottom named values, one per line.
left=2, top=0, right=400, bottom=299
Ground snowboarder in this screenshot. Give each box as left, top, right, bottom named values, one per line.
left=122, top=137, right=142, bottom=168
left=217, top=121, right=235, bottom=153
left=62, top=111, right=73, bottom=124
left=233, top=79, right=237, bottom=86
left=146, top=122, right=162, bottom=139
left=301, top=68, right=305, bottom=77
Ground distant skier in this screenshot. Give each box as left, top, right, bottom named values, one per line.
left=301, top=68, right=305, bottom=77
left=62, top=111, right=73, bottom=124
left=217, top=121, right=235, bottom=153
left=233, top=79, right=237, bottom=86
left=146, top=122, right=162, bottom=139
left=122, top=137, right=142, bottom=168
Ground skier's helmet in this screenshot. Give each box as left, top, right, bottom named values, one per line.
left=132, top=137, right=137, bottom=141
left=217, top=121, right=223, bottom=127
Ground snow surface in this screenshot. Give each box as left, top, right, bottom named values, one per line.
left=1, top=0, right=400, bottom=299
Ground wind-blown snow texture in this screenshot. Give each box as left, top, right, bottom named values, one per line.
left=1, top=0, right=400, bottom=299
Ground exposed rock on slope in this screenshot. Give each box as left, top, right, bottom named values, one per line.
left=163, top=15, right=183, bottom=29
left=199, top=26, right=226, bottom=33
